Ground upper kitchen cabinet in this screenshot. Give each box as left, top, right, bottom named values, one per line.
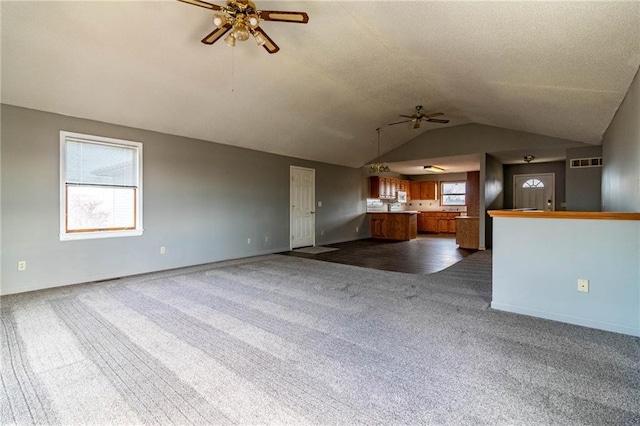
left=419, top=181, right=438, bottom=200
left=370, top=177, right=410, bottom=200
left=409, top=182, right=421, bottom=200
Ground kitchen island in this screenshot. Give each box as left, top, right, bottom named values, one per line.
left=368, top=211, right=418, bottom=241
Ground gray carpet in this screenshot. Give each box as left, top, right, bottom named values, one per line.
left=1, top=251, right=639, bottom=425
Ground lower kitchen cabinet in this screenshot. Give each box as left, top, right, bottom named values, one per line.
left=418, top=212, right=458, bottom=234
left=426, top=216, right=438, bottom=232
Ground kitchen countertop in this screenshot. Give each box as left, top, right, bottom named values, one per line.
left=367, top=211, right=419, bottom=214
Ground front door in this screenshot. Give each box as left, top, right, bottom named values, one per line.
left=514, top=173, right=555, bottom=211
left=290, top=166, right=315, bottom=249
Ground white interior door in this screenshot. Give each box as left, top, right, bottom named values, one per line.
left=514, top=173, right=555, bottom=211
left=290, top=166, right=315, bottom=249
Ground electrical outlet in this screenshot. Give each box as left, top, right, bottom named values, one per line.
left=264, top=236, right=269, bottom=243
left=160, top=246, right=166, bottom=255
left=578, top=278, right=589, bottom=293
left=247, top=238, right=251, bottom=245
left=320, top=230, right=324, bottom=236
left=17, top=261, right=26, bottom=271
left=355, top=226, right=359, bottom=233
left=318, top=201, right=322, bottom=207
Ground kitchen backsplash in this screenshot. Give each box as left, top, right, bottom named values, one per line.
left=406, top=200, right=467, bottom=212
left=366, top=198, right=387, bottom=212
left=367, top=198, right=467, bottom=212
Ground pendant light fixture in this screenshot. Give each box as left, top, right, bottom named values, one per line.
left=369, top=127, right=391, bottom=174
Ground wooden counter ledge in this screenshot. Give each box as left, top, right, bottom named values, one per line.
left=488, top=210, right=640, bottom=221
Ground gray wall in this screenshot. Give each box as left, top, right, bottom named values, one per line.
left=602, top=68, right=640, bottom=212
left=1, top=105, right=369, bottom=295
left=482, top=154, right=504, bottom=249
left=566, top=146, right=603, bottom=211
left=503, top=161, right=566, bottom=210
left=491, top=216, right=639, bottom=337
left=406, top=172, right=468, bottom=182
left=380, top=123, right=586, bottom=163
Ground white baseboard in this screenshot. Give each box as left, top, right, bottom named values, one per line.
left=491, top=301, right=639, bottom=337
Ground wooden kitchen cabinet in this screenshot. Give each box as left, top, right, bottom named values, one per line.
left=370, top=214, right=387, bottom=238
left=438, top=218, right=449, bottom=233
left=370, top=176, right=392, bottom=199
left=370, top=176, right=381, bottom=198
left=418, top=212, right=440, bottom=233
left=419, top=212, right=457, bottom=234
left=417, top=213, right=427, bottom=231
left=409, top=182, right=421, bottom=200
left=419, top=181, right=438, bottom=200
left=455, top=216, right=479, bottom=249
left=370, top=177, right=411, bottom=200
left=369, top=213, right=417, bottom=240
left=426, top=216, right=438, bottom=232
left=389, top=179, right=398, bottom=197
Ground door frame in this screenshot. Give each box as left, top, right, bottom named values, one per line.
left=290, top=166, right=316, bottom=250
left=513, top=173, right=555, bottom=210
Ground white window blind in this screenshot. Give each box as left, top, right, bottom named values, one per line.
left=65, top=140, right=138, bottom=186
left=60, top=132, right=143, bottom=240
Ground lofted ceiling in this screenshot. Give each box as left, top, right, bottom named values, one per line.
left=2, top=1, right=639, bottom=169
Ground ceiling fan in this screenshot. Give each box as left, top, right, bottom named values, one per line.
left=388, top=105, right=449, bottom=129
left=178, top=0, right=309, bottom=54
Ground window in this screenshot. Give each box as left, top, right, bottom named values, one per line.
left=441, top=181, right=466, bottom=206
left=522, top=178, right=544, bottom=188
left=60, top=131, right=143, bottom=240
left=570, top=157, right=602, bottom=168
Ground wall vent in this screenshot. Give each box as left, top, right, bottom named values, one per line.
left=570, top=157, right=603, bottom=168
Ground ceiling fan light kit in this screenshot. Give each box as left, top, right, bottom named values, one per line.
left=178, top=0, right=309, bottom=54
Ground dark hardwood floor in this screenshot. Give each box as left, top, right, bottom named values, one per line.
left=283, top=234, right=477, bottom=274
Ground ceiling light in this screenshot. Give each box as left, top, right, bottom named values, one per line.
left=369, top=128, right=391, bottom=174
left=423, top=165, right=444, bottom=173
left=233, top=25, right=250, bottom=41
left=247, top=14, right=260, bottom=28
left=224, top=32, right=236, bottom=47
left=254, top=31, right=267, bottom=46
left=524, top=155, right=535, bottom=163
left=213, top=13, right=227, bottom=28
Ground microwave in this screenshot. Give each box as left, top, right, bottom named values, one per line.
left=396, top=191, right=407, bottom=203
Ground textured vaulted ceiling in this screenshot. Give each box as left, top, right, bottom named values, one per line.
left=2, top=1, right=639, bottom=168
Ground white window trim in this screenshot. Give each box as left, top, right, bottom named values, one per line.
left=60, top=131, right=143, bottom=241
left=440, top=180, right=466, bottom=206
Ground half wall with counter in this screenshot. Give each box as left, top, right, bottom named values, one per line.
left=488, top=210, right=640, bottom=337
